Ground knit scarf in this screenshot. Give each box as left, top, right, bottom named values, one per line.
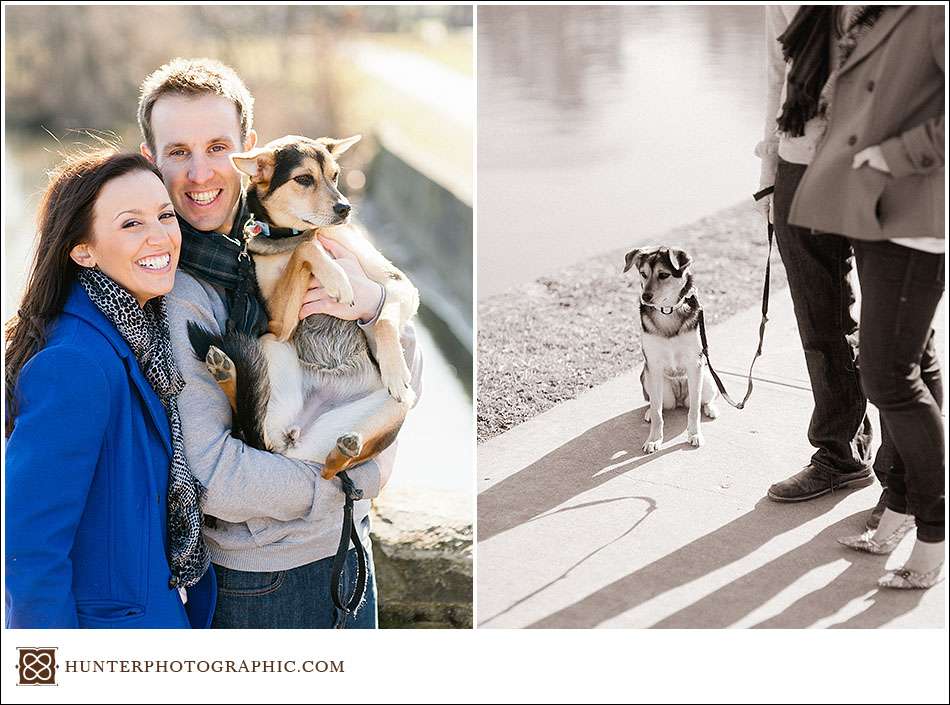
left=777, top=6, right=890, bottom=137
left=77, top=267, right=210, bottom=589
left=176, top=200, right=269, bottom=337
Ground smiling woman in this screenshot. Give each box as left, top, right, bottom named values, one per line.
left=68, top=169, right=181, bottom=306
left=4, top=149, right=215, bottom=628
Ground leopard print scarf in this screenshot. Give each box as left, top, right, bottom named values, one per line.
left=78, top=267, right=210, bottom=589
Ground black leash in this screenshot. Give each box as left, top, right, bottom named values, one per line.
left=225, top=216, right=369, bottom=628
left=330, top=471, right=369, bottom=629
left=697, top=186, right=775, bottom=410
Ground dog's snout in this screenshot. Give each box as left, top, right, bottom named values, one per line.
left=641, top=291, right=654, bottom=302
left=333, top=202, right=351, bottom=219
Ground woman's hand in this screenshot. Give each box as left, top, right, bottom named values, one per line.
left=299, top=238, right=383, bottom=323
left=852, top=145, right=891, bottom=174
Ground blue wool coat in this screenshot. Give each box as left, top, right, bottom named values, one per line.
left=5, top=282, right=215, bottom=628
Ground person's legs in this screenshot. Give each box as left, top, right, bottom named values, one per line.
left=866, top=328, right=940, bottom=529
left=767, top=159, right=873, bottom=501
left=851, top=239, right=944, bottom=583
left=211, top=547, right=379, bottom=628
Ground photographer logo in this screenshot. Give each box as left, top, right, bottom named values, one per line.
left=17, top=647, right=57, bottom=686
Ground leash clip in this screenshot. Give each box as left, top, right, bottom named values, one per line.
left=238, top=212, right=262, bottom=262
left=339, top=473, right=364, bottom=502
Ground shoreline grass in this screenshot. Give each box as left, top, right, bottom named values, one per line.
left=477, top=201, right=788, bottom=442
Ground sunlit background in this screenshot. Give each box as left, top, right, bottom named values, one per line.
left=478, top=5, right=765, bottom=298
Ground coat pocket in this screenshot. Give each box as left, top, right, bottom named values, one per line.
left=76, top=600, right=146, bottom=628
left=855, top=165, right=890, bottom=234
left=880, top=172, right=937, bottom=237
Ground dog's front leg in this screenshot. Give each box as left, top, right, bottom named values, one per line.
left=363, top=301, right=415, bottom=405
left=267, top=239, right=355, bottom=341
left=307, top=237, right=355, bottom=308
left=686, top=355, right=704, bottom=447
left=643, top=365, right=665, bottom=454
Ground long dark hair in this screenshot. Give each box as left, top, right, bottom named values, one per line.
left=5, top=149, right=163, bottom=435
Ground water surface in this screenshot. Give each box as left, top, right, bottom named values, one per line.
left=478, top=5, right=766, bottom=298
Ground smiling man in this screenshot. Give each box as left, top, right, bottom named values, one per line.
left=137, top=58, right=420, bottom=628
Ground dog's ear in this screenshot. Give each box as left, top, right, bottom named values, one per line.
left=664, top=247, right=693, bottom=275
left=320, top=135, right=362, bottom=157
left=624, top=246, right=663, bottom=273
left=623, top=249, right=641, bottom=273
left=231, top=148, right=276, bottom=187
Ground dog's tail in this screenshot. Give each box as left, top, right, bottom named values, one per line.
left=186, top=321, right=269, bottom=450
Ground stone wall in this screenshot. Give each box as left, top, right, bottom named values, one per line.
left=371, top=488, right=473, bottom=629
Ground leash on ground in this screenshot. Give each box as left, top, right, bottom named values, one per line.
left=331, top=471, right=369, bottom=629
left=697, top=186, right=775, bottom=410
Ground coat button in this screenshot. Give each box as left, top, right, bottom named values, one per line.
left=866, top=80, right=875, bottom=92
left=922, top=155, right=934, bottom=167
left=848, top=135, right=857, bottom=146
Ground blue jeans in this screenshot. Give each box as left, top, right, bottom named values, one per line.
left=211, top=548, right=378, bottom=629
left=774, top=159, right=873, bottom=475
left=851, top=239, right=945, bottom=543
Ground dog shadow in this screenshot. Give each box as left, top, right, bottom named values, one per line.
left=478, top=403, right=686, bottom=543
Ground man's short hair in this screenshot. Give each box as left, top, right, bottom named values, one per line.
left=137, top=58, right=254, bottom=152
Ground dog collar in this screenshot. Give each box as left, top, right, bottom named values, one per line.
left=244, top=219, right=302, bottom=241
left=642, top=288, right=697, bottom=315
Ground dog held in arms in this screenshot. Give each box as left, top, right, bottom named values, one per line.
left=188, top=134, right=419, bottom=480
left=624, top=246, right=719, bottom=454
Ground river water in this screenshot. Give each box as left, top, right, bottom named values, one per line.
left=477, top=5, right=767, bottom=299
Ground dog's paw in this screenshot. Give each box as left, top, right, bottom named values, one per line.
left=702, top=402, right=719, bottom=420
left=643, top=408, right=651, bottom=424
left=205, top=345, right=234, bottom=382
left=381, top=358, right=415, bottom=404
left=688, top=431, right=704, bottom=447
left=642, top=438, right=662, bottom=454
left=336, top=432, right=363, bottom=458
left=322, top=272, right=355, bottom=308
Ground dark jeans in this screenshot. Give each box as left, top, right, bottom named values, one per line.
left=211, top=547, right=378, bottom=628
left=851, top=239, right=945, bottom=543
left=773, top=159, right=873, bottom=475
left=872, top=329, right=943, bottom=489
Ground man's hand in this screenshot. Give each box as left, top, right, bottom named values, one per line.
left=753, top=193, right=773, bottom=225
left=852, top=145, right=891, bottom=174
left=299, top=238, right=383, bottom=323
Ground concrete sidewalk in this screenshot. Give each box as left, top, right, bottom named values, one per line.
left=477, top=287, right=946, bottom=628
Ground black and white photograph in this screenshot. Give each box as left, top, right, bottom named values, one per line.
left=477, top=3, right=945, bottom=629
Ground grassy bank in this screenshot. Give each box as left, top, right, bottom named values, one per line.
left=477, top=201, right=788, bottom=442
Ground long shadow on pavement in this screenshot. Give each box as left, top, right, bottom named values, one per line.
left=478, top=404, right=686, bottom=543
left=651, top=512, right=929, bottom=628
left=526, top=493, right=872, bottom=628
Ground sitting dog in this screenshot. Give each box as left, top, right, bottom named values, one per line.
left=624, top=246, right=719, bottom=453
left=189, top=134, right=418, bottom=480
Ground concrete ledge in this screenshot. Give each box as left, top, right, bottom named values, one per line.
left=371, top=487, right=473, bottom=628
